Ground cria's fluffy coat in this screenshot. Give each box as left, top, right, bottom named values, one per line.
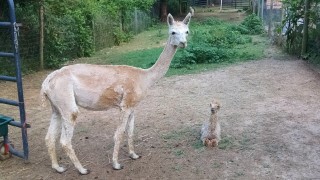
left=201, top=100, right=221, bottom=147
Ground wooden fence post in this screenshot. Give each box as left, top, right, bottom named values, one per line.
left=268, top=0, right=274, bottom=37
left=301, top=0, right=310, bottom=56
left=39, top=0, right=44, bottom=70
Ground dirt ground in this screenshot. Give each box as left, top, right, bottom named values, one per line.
left=1, top=44, right=320, bottom=180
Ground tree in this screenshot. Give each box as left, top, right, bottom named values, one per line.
left=160, top=0, right=168, bottom=22
left=301, top=0, right=310, bottom=56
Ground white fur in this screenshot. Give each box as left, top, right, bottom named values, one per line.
left=41, top=13, right=192, bottom=174
left=200, top=100, right=221, bottom=147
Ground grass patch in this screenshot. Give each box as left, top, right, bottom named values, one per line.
left=161, top=125, right=204, bottom=151
left=192, top=140, right=204, bottom=150
left=162, top=126, right=199, bottom=141
left=174, top=149, right=184, bottom=157
left=75, top=15, right=268, bottom=77
left=102, top=48, right=162, bottom=69
left=218, top=135, right=236, bottom=150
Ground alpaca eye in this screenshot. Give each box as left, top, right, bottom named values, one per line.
left=186, top=31, right=189, bottom=34
left=171, top=32, right=176, bottom=35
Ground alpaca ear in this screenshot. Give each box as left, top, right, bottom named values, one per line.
left=167, top=13, right=174, bottom=26
left=189, top=6, right=195, bottom=16
left=183, top=13, right=192, bottom=25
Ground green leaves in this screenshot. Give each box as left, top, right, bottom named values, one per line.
left=43, top=0, right=94, bottom=68
left=240, top=14, right=264, bottom=35
left=171, top=18, right=256, bottom=69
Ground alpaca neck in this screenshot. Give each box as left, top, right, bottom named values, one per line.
left=209, top=113, right=218, bottom=130
left=145, top=38, right=177, bottom=86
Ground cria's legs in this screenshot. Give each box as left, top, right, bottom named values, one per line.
left=112, top=109, right=132, bottom=170
left=45, top=111, right=65, bottom=173
left=216, top=122, right=221, bottom=141
left=127, top=112, right=140, bottom=160
left=60, top=116, right=89, bottom=175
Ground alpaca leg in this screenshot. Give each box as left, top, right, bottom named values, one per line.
left=60, top=116, right=89, bottom=175
left=45, top=112, right=65, bottom=173
left=127, top=112, right=140, bottom=160
left=216, top=122, right=221, bottom=142
left=200, top=122, right=209, bottom=145
left=112, top=109, right=132, bottom=170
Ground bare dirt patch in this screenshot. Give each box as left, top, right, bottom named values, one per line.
left=1, top=49, right=320, bottom=179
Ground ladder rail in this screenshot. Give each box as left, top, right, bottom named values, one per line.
left=0, top=0, right=29, bottom=161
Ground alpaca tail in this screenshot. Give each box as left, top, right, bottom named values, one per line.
left=40, top=71, right=57, bottom=107
left=40, top=81, right=48, bottom=108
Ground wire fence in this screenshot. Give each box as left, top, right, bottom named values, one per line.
left=0, top=4, right=153, bottom=75
left=0, top=24, right=40, bottom=76
left=253, top=0, right=285, bottom=46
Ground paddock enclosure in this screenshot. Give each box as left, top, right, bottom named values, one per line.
left=1, top=48, right=320, bottom=179
left=1, top=1, right=320, bottom=179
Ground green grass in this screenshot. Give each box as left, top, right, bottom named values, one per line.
left=161, top=125, right=204, bottom=151
left=74, top=17, right=268, bottom=77
left=102, top=47, right=162, bottom=69
left=218, top=135, right=235, bottom=150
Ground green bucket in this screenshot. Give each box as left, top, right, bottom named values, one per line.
left=0, top=115, right=13, bottom=137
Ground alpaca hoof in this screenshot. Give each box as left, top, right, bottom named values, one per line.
left=129, top=153, right=141, bottom=160
left=54, top=166, right=67, bottom=174
left=79, top=168, right=90, bottom=175
left=112, top=163, right=124, bottom=170
left=204, top=138, right=218, bottom=147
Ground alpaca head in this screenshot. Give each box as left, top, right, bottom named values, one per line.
left=167, top=13, right=191, bottom=48
left=210, top=100, right=221, bottom=113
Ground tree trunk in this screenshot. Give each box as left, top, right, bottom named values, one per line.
left=261, top=0, right=264, bottom=21
left=160, top=0, right=168, bottom=22
left=301, top=0, right=310, bottom=56
left=268, top=0, right=274, bottom=37
left=252, top=0, right=256, bottom=14
left=179, top=0, right=182, bottom=15
left=39, top=1, right=44, bottom=70
left=257, top=0, right=260, bottom=17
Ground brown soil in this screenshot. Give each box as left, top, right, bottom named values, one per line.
left=1, top=46, right=320, bottom=180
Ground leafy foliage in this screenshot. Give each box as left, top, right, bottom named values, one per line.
left=1, top=0, right=156, bottom=72
left=43, top=0, right=95, bottom=68
left=171, top=18, right=256, bottom=69
left=239, top=14, right=264, bottom=35
left=281, top=0, right=305, bottom=55
left=281, top=0, right=320, bottom=58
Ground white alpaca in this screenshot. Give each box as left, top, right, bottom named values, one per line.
left=201, top=100, right=221, bottom=147
left=40, top=13, right=192, bottom=175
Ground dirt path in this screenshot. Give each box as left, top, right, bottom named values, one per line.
left=1, top=50, right=320, bottom=179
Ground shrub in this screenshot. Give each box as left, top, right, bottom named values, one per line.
left=240, top=14, right=264, bottom=35
left=171, top=18, right=254, bottom=69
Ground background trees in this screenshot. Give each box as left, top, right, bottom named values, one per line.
left=0, top=0, right=156, bottom=72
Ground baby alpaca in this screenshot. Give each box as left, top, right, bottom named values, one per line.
left=200, top=100, right=221, bottom=147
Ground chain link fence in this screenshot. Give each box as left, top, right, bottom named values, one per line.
left=0, top=2, right=154, bottom=75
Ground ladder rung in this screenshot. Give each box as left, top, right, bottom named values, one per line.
left=0, top=22, right=22, bottom=27
left=0, top=52, right=14, bottom=57
left=0, top=98, right=19, bottom=106
left=0, top=22, right=11, bottom=27
left=0, top=75, right=17, bottom=82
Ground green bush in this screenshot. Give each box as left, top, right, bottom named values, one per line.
left=0, top=0, right=155, bottom=73
left=44, top=0, right=95, bottom=68
left=171, top=18, right=254, bottom=68
left=240, top=14, right=264, bottom=35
